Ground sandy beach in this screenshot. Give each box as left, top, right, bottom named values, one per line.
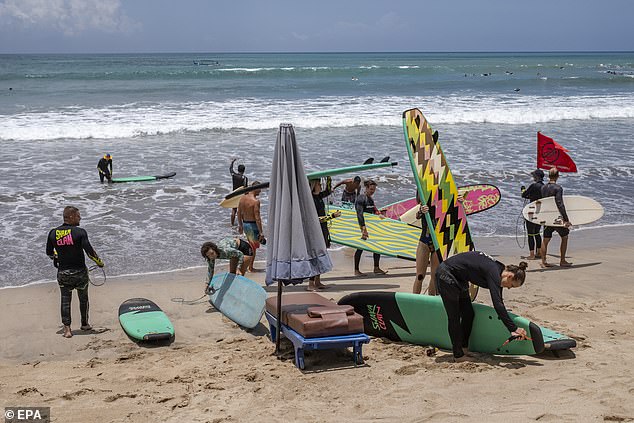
left=1, top=225, right=633, bottom=423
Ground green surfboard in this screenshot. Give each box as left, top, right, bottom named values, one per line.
left=306, top=160, right=397, bottom=180
left=112, top=172, right=176, bottom=183
left=340, top=292, right=576, bottom=354
left=118, top=298, right=174, bottom=342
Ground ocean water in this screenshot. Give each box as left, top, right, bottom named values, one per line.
left=1, top=52, right=633, bottom=288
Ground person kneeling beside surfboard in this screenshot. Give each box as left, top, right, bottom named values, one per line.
left=435, top=251, right=528, bottom=362
left=201, top=239, right=254, bottom=294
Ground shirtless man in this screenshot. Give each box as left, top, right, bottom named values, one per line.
left=237, top=182, right=265, bottom=272
left=334, top=175, right=361, bottom=203
left=540, top=167, right=573, bottom=268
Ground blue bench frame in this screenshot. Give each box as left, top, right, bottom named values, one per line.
left=265, top=311, right=370, bottom=370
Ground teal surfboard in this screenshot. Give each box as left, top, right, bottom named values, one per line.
left=208, top=273, right=266, bottom=329
left=306, top=160, right=397, bottom=180
left=112, top=172, right=176, bottom=183
left=118, top=298, right=174, bottom=342
left=340, top=292, right=575, bottom=355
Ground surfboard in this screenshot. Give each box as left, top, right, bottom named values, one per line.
left=328, top=206, right=419, bottom=260
left=339, top=292, right=573, bottom=355
left=306, top=159, right=398, bottom=180
left=403, top=109, right=477, bottom=300
left=111, top=172, right=176, bottom=183
left=522, top=195, right=604, bottom=227
left=118, top=298, right=174, bottom=342
left=402, top=108, right=475, bottom=261
left=219, top=182, right=270, bottom=209
left=208, top=273, right=267, bottom=329
left=401, top=184, right=502, bottom=227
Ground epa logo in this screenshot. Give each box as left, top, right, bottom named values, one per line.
left=4, top=407, right=50, bottom=423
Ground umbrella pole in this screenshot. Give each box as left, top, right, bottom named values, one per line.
left=275, top=279, right=282, bottom=355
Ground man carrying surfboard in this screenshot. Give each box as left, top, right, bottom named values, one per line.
left=334, top=175, right=361, bottom=203
left=237, top=181, right=265, bottom=272
left=229, top=159, right=248, bottom=226
left=540, top=167, right=573, bottom=268
left=46, top=206, right=104, bottom=338
left=354, top=180, right=387, bottom=276
left=522, top=169, right=545, bottom=260
left=435, top=251, right=528, bottom=362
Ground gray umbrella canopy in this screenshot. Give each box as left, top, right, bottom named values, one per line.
left=265, top=124, right=333, bottom=285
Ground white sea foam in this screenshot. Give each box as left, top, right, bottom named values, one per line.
left=2, top=94, right=634, bottom=141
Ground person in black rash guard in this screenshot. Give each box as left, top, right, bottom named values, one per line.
left=540, top=167, right=573, bottom=268
left=522, top=169, right=545, bottom=260
left=46, top=206, right=104, bottom=338
left=97, top=153, right=113, bottom=183
left=229, top=159, right=248, bottom=226
left=308, top=177, right=341, bottom=290
left=435, top=251, right=528, bottom=362
left=354, top=179, right=387, bottom=276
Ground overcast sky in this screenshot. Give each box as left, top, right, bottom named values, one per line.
left=1, top=0, right=633, bottom=54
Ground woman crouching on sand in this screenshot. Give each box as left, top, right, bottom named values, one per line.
left=200, top=238, right=253, bottom=293
left=435, top=251, right=528, bottom=362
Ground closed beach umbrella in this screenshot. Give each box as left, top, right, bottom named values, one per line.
left=266, top=124, right=333, bottom=353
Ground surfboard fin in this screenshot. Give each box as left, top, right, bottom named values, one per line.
left=363, top=157, right=374, bottom=164
left=379, top=156, right=390, bottom=163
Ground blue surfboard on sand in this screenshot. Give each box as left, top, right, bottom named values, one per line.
left=208, top=273, right=267, bottom=329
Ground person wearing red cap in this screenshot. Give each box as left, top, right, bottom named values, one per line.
left=97, top=153, right=113, bottom=183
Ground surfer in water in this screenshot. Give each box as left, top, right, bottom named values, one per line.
left=237, top=181, right=265, bottom=272
left=335, top=175, right=362, bottom=204
left=308, top=177, right=341, bottom=291
left=229, top=159, right=248, bottom=226
left=97, top=153, right=113, bottom=183
left=46, top=206, right=104, bottom=338
left=540, top=167, right=573, bottom=268
left=354, top=180, right=387, bottom=276
left=522, top=169, right=545, bottom=260
left=435, top=251, right=528, bottom=362
left=201, top=238, right=253, bottom=293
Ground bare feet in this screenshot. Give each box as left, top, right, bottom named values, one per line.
left=541, top=262, right=555, bottom=268
left=316, top=284, right=330, bottom=290
left=560, top=261, right=573, bottom=267
left=528, top=253, right=536, bottom=260
left=373, top=268, right=388, bottom=275
left=354, top=270, right=367, bottom=277
left=81, top=324, right=92, bottom=331
left=305, top=285, right=317, bottom=292
left=453, top=354, right=472, bottom=363
left=63, top=326, right=73, bottom=338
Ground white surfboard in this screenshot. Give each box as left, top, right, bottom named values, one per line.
left=522, top=195, right=604, bottom=227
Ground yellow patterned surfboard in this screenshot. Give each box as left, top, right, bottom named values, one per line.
left=328, top=206, right=418, bottom=260
left=403, top=109, right=478, bottom=300
left=402, top=108, right=475, bottom=261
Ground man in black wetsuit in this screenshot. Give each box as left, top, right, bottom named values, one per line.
left=229, top=159, right=248, bottom=226
left=46, top=206, right=104, bottom=338
left=354, top=180, right=387, bottom=276
left=540, top=167, right=573, bottom=268
left=97, top=153, right=113, bottom=183
left=522, top=169, right=545, bottom=260
left=435, top=251, right=528, bottom=361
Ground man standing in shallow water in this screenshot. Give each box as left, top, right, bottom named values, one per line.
left=238, top=182, right=265, bottom=272
left=46, top=206, right=104, bottom=338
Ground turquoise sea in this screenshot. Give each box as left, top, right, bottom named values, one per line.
left=1, top=52, right=633, bottom=287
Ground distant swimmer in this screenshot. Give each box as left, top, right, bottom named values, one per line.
left=514, top=88, right=521, bottom=92
left=351, top=76, right=358, bottom=81
left=97, top=153, right=113, bottom=183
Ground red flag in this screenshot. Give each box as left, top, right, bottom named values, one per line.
left=537, top=132, right=577, bottom=173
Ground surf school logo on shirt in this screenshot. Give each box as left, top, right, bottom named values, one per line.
left=367, top=304, right=387, bottom=331
left=56, top=229, right=74, bottom=246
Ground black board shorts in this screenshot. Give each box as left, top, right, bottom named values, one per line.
left=543, top=225, right=570, bottom=238
left=237, top=239, right=254, bottom=257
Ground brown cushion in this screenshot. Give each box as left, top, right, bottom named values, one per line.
left=266, top=293, right=364, bottom=338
